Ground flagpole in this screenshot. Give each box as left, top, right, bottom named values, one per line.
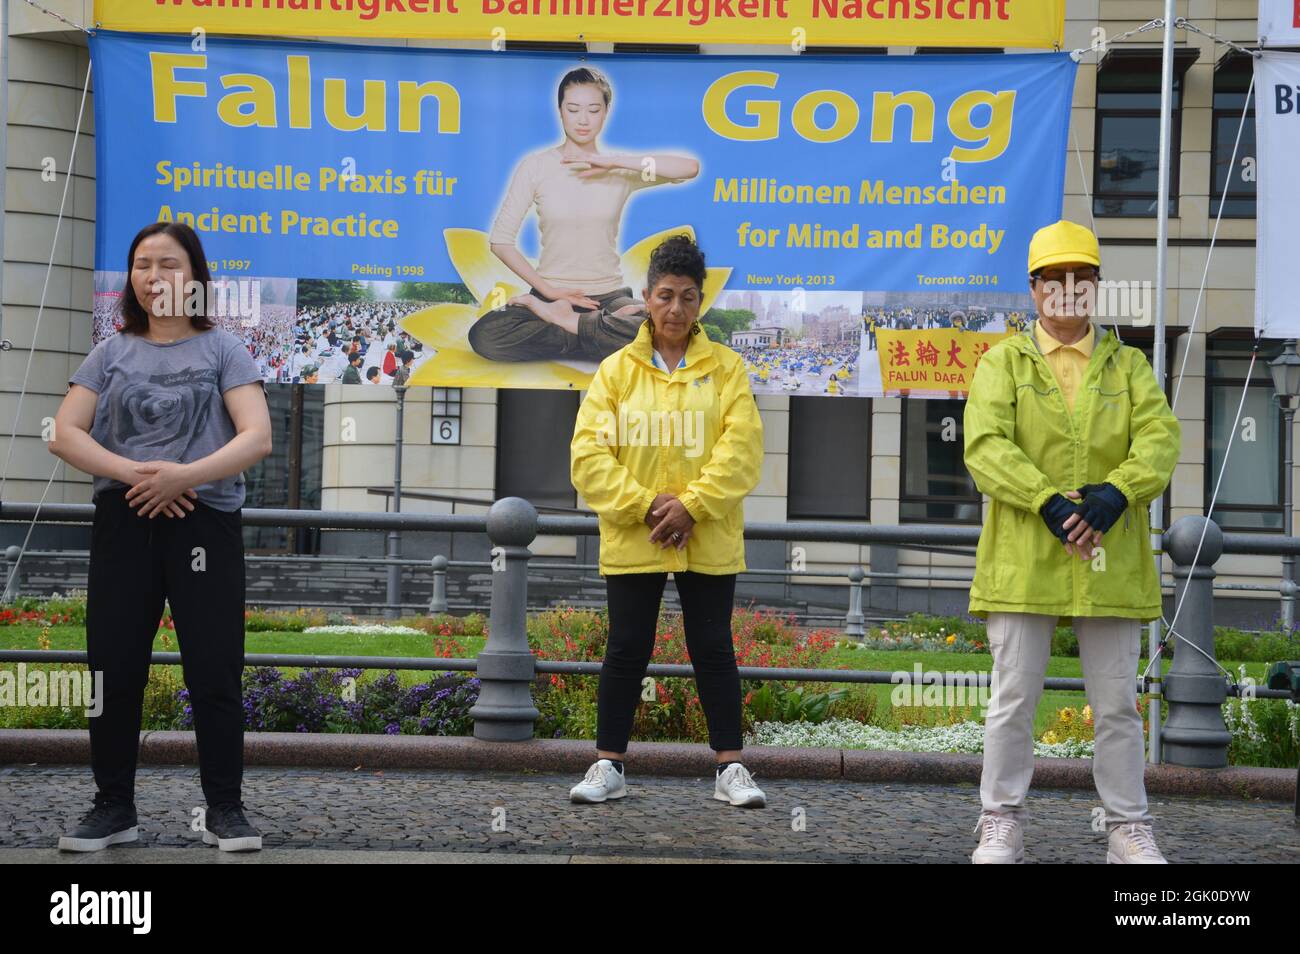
left=1147, top=0, right=1178, bottom=765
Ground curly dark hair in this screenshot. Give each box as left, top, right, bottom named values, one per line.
left=645, top=233, right=707, bottom=295
left=642, top=234, right=708, bottom=337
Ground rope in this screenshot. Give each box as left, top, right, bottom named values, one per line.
left=1144, top=54, right=1260, bottom=683
left=0, top=59, right=92, bottom=501
left=1071, top=17, right=1263, bottom=63
left=1070, top=19, right=1164, bottom=61
left=1141, top=347, right=1258, bottom=684
left=1, top=459, right=63, bottom=601
left=1069, top=126, right=1124, bottom=345
left=0, top=55, right=92, bottom=604
left=1170, top=78, right=1256, bottom=414
left=1065, top=13, right=1264, bottom=689
left=1177, top=18, right=1262, bottom=60
left=19, top=0, right=92, bottom=35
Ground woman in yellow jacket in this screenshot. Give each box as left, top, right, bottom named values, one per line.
left=568, top=234, right=767, bottom=807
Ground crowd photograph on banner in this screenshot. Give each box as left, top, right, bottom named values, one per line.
left=0, top=0, right=1296, bottom=917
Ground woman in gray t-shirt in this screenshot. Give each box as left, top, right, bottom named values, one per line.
left=49, top=222, right=272, bottom=853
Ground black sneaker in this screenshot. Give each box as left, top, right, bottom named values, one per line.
left=202, top=801, right=262, bottom=852
left=58, top=794, right=139, bottom=852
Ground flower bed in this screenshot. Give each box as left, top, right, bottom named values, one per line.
left=747, top=718, right=1097, bottom=759
left=2, top=602, right=1296, bottom=768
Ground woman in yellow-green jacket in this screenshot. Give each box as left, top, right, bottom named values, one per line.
left=568, top=234, right=767, bottom=808
left=963, top=220, right=1181, bottom=865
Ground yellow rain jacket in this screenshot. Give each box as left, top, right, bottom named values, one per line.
left=571, top=319, right=763, bottom=575
left=963, top=320, right=1181, bottom=621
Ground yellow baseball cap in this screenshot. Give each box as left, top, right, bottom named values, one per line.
left=1028, top=219, right=1101, bottom=274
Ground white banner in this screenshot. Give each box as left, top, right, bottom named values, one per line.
left=1260, top=0, right=1300, bottom=47
left=1255, top=52, right=1300, bottom=338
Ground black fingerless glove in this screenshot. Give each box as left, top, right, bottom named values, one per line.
left=1039, top=493, right=1081, bottom=544
left=1074, top=482, right=1128, bottom=536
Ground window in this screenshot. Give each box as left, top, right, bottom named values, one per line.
left=1210, top=51, right=1257, bottom=218
left=1205, top=334, right=1284, bottom=531
left=496, top=389, right=579, bottom=510
left=1093, top=48, right=1198, bottom=218
left=787, top=396, right=870, bottom=519
left=900, top=397, right=981, bottom=523
left=431, top=387, right=462, bottom=445
left=243, top=383, right=324, bottom=554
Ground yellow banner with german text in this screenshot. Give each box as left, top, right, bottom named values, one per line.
left=94, top=0, right=1066, bottom=49
left=875, top=327, right=1013, bottom=397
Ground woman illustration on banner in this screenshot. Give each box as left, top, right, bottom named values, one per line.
left=467, top=66, right=700, bottom=364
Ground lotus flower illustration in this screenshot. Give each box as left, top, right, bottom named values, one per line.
left=399, top=225, right=732, bottom=389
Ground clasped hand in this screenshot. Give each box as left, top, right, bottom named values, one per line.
left=1040, top=483, right=1129, bottom=562
left=646, top=492, right=694, bottom=550
left=125, top=461, right=199, bottom=519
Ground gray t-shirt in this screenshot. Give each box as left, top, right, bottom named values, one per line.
left=68, top=328, right=264, bottom=511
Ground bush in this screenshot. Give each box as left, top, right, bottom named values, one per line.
left=1224, top=665, right=1300, bottom=769
left=0, top=592, right=87, bottom=627
left=525, top=605, right=842, bottom=743
left=1209, top=626, right=1300, bottom=664
left=356, top=670, right=480, bottom=735
left=1038, top=704, right=1096, bottom=746
left=408, top=612, right=487, bottom=640
left=825, top=687, right=881, bottom=725
left=243, top=607, right=329, bottom=633
left=534, top=672, right=598, bottom=740
left=0, top=662, right=186, bottom=730
left=175, top=666, right=480, bottom=735
left=732, top=606, right=802, bottom=646
left=745, top=682, right=846, bottom=724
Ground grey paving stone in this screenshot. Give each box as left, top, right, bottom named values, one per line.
left=1, top=764, right=1295, bottom=863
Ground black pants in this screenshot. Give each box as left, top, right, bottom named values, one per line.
left=85, top=487, right=246, bottom=806
left=597, top=571, right=743, bottom=753
left=466, top=286, right=641, bottom=363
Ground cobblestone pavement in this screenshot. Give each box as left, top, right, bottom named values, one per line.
left=2, top=765, right=1296, bottom=862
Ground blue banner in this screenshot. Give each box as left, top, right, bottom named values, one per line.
left=90, top=31, right=1075, bottom=392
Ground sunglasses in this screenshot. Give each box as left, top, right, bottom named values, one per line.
left=1035, top=267, right=1099, bottom=285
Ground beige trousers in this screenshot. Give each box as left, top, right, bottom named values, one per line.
left=980, top=611, right=1151, bottom=827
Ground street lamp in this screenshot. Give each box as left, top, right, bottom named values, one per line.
left=1267, top=339, right=1300, bottom=629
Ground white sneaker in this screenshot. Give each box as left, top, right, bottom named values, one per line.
left=971, top=812, right=1024, bottom=864
left=569, top=759, right=627, bottom=803
left=1107, top=822, right=1168, bottom=864
left=713, top=762, right=766, bottom=807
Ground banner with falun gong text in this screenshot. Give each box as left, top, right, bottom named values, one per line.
left=88, top=31, right=1074, bottom=392
left=1259, top=0, right=1300, bottom=47
left=1255, top=51, right=1300, bottom=339
left=94, top=0, right=1066, bottom=49
left=875, top=327, right=1013, bottom=396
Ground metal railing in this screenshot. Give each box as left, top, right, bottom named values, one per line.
left=3, top=533, right=1291, bottom=625
left=0, top=498, right=1295, bottom=766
